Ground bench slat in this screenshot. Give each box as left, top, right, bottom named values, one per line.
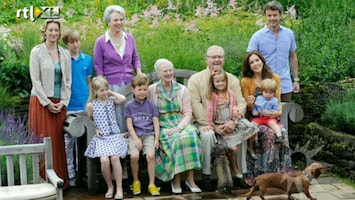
left=32, top=154, right=40, bottom=184
left=6, top=155, right=15, bottom=186
left=19, top=154, right=28, bottom=185
left=0, top=144, right=44, bottom=155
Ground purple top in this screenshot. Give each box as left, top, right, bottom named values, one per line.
left=94, top=32, right=141, bottom=85
left=124, top=97, right=159, bottom=136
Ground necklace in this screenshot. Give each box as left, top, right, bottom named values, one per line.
left=45, top=43, right=60, bottom=63
left=109, top=31, right=123, bottom=49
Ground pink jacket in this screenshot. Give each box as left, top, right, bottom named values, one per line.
left=207, top=90, right=238, bottom=126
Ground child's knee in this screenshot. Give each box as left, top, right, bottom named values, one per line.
left=146, top=153, right=155, bottom=161
left=130, top=153, right=140, bottom=161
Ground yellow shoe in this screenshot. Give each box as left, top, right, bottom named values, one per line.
left=148, top=184, right=161, bottom=196
left=131, top=181, right=141, bottom=195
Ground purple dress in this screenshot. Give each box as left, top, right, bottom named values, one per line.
left=84, top=97, right=128, bottom=158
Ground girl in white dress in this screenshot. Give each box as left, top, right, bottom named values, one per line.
left=84, top=77, right=128, bottom=200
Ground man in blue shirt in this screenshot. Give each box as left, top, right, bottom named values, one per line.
left=62, top=29, right=93, bottom=186
left=247, top=0, right=300, bottom=102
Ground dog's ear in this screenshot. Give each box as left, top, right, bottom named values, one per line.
left=312, top=168, right=322, bottom=178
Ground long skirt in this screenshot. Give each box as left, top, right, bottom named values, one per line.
left=155, top=124, right=202, bottom=182
left=29, top=96, right=69, bottom=189
left=244, top=123, right=292, bottom=186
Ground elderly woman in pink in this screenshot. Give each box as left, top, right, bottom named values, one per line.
left=94, top=5, right=142, bottom=134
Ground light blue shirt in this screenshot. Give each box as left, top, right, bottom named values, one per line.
left=247, top=25, right=297, bottom=94
left=253, top=95, right=280, bottom=115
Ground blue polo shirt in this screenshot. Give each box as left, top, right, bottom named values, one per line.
left=68, top=52, right=93, bottom=111
left=124, top=97, right=159, bottom=136
left=247, top=25, right=297, bottom=94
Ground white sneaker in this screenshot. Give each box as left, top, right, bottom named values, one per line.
left=69, top=178, right=76, bottom=187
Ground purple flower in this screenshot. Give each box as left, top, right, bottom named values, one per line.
left=228, top=0, right=237, bottom=11
left=287, top=5, right=297, bottom=19
left=0, top=109, right=41, bottom=145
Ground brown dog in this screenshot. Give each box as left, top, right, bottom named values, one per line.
left=244, top=162, right=329, bottom=200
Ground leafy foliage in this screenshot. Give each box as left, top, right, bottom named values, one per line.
left=321, top=89, right=355, bottom=134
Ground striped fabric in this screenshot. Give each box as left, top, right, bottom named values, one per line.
left=155, top=82, right=201, bottom=181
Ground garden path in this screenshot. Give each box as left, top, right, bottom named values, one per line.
left=64, top=174, right=355, bottom=200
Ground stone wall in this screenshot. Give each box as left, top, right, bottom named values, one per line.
left=292, top=122, right=355, bottom=181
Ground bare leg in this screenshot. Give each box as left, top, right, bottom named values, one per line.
left=146, top=152, right=156, bottom=186
left=186, top=170, right=198, bottom=188
left=172, top=174, right=181, bottom=189
left=111, top=156, right=123, bottom=196
left=130, top=153, right=140, bottom=182
left=248, top=135, right=257, bottom=154
left=230, top=146, right=240, bottom=175
left=100, top=157, right=114, bottom=194
left=268, top=121, right=281, bottom=137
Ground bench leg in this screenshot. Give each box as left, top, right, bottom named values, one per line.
left=87, top=158, right=98, bottom=195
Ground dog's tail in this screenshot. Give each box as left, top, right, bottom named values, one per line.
left=242, top=182, right=259, bottom=199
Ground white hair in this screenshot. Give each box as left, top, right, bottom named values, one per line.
left=103, top=5, right=126, bottom=24
left=154, top=58, right=174, bottom=72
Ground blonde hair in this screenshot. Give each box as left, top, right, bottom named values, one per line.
left=62, top=29, right=80, bottom=45
left=88, top=77, right=109, bottom=102
left=207, top=69, right=228, bottom=99
left=260, top=78, right=278, bottom=93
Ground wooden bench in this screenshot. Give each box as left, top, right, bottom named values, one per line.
left=0, top=137, right=64, bottom=200
left=71, top=69, right=304, bottom=194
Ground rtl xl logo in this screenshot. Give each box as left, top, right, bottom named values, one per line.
left=16, top=6, right=60, bottom=22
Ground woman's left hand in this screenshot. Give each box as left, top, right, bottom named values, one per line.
left=167, top=127, right=181, bottom=136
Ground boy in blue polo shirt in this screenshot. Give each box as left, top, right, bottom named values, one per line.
left=125, top=74, right=160, bottom=196
left=62, top=29, right=93, bottom=186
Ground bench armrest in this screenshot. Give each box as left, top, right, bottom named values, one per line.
left=46, top=169, right=64, bottom=188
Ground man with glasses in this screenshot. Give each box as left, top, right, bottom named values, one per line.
left=187, top=45, right=247, bottom=191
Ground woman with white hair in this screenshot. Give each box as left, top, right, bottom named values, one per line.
left=94, top=5, right=142, bottom=134
left=148, top=58, right=202, bottom=194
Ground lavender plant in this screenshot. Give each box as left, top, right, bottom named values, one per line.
left=0, top=109, right=41, bottom=145
left=0, top=109, right=41, bottom=185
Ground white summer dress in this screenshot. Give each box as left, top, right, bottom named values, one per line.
left=84, top=97, right=128, bottom=158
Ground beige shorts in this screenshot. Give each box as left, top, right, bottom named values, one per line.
left=128, top=134, right=155, bottom=155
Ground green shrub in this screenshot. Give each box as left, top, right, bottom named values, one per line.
left=321, top=90, right=355, bottom=134
left=294, top=0, right=355, bottom=83
left=0, top=35, right=31, bottom=99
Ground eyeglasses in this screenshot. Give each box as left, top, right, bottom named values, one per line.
left=206, top=55, right=224, bottom=59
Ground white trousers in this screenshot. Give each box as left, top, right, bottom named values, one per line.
left=65, top=110, right=85, bottom=179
